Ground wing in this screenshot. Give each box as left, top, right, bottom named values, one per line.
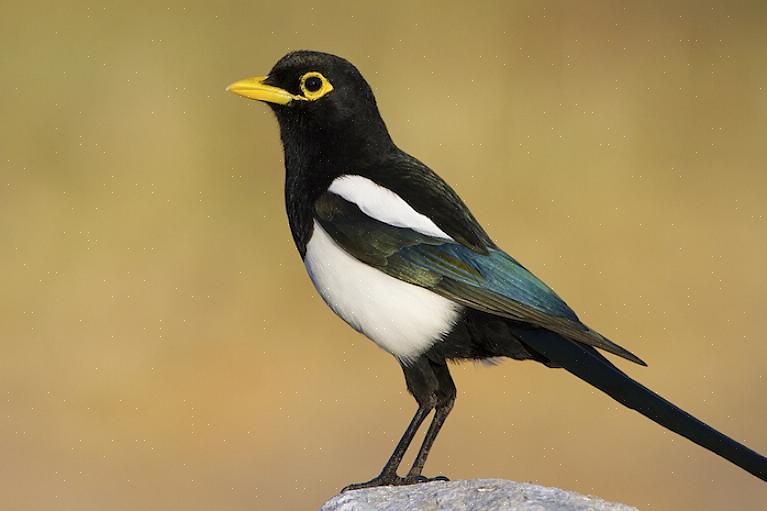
left=314, top=191, right=646, bottom=366
left=358, top=153, right=495, bottom=254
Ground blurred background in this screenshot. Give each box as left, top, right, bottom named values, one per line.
left=2, top=1, right=766, bottom=509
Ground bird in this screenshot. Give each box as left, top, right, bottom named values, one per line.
left=227, top=50, right=767, bottom=490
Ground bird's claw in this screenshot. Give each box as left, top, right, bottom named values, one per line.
left=342, top=473, right=450, bottom=492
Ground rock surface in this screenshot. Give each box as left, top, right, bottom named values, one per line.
left=320, top=479, right=637, bottom=511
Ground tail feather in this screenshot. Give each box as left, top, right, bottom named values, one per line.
left=514, top=328, right=767, bottom=482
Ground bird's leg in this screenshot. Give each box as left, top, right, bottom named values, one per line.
left=341, top=402, right=433, bottom=492
left=406, top=359, right=456, bottom=481
left=405, top=397, right=454, bottom=481
left=377, top=403, right=432, bottom=477
left=341, top=359, right=438, bottom=492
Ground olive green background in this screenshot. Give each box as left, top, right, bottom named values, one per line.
left=2, top=1, right=766, bottom=509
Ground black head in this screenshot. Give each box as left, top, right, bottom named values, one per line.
left=228, top=50, right=393, bottom=162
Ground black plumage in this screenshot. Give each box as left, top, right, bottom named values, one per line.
left=227, top=50, right=767, bottom=489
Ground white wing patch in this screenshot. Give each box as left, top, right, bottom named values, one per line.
left=304, top=221, right=462, bottom=362
left=327, top=175, right=453, bottom=240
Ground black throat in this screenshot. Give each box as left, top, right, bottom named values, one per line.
left=274, top=106, right=395, bottom=257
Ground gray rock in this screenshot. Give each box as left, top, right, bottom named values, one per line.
left=320, top=479, right=637, bottom=511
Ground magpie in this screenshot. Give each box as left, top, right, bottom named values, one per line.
left=227, top=50, right=767, bottom=490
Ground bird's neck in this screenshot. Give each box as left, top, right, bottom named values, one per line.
left=279, top=117, right=396, bottom=257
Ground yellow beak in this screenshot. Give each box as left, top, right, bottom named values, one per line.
left=225, top=75, right=302, bottom=105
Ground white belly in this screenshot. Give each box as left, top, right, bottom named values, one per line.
left=304, top=221, right=462, bottom=362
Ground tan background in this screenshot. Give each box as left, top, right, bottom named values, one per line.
left=2, top=1, right=766, bottom=509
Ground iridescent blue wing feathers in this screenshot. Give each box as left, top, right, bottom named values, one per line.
left=315, top=191, right=646, bottom=365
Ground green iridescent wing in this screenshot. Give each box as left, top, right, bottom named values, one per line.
left=314, top=192, right=645, bottom=365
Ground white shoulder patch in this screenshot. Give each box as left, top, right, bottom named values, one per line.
left=327, top=175, right=453, bottom=240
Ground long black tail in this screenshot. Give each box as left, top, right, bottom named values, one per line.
left=514, top=328, right=767, bottom=482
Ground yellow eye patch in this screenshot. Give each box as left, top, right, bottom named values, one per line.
left=299, top=71, right=334, bottom=100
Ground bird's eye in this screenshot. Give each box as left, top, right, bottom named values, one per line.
left=305, top=76, right=322, bottom=92
left=299, top=71, right=334, bottom=101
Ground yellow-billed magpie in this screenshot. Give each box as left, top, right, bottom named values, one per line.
left=227, top=50, right=767, bottom=489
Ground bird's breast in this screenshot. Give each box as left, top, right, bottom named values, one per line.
left=303, top=221, right=462, bottom=362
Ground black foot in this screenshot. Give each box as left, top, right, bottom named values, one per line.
left=342, top=474, right=450, bottom=492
